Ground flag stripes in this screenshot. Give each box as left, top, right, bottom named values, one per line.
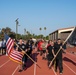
left=6, top=37, right=14, bottom=55
left=9, top=50, right=23, bottom=64
left=5, top=34, right=23, bottom=64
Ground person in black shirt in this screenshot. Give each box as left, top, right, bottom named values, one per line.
left=46, top=40, right=55, bottom=68
left=16, top=38, right=27, bottom=72
left=1, top=39, right=6, bottom=55
left=54, top=39, right=63, bottom=74
left=29, top=38, right=34, bottom=45
left=26, top=40, right=32, bottom=57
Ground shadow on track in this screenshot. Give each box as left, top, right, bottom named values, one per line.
left=63, top=57, right=76, bottom=66
left=24, top=52, right=39, bottom=71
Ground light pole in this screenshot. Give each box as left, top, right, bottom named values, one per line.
left=15, top=18, right=20, bottom=39
left=0, top=28, right=1, bottom=32
left=44, top=27, right=46, bottom=40
left=0, top=28, right=1, bottom=39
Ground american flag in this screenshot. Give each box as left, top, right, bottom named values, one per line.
left=9, top=50, right=24, bottom=64
left=5, top=34, right=24, bottom=64
left=4, top=34, right=14, bottom=55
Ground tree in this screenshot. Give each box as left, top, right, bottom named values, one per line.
left=9, top=32, right=16, bottom=39
left=39, top=27, right=42, bottom=38
left=26, top=31, right=30, bottom=35
left=1, top=28, right=6, bottom=33
left=1, top=27, right=11, bottom=34
left=6, top=27, right=11, bottom=33
left=39, top=27, right=42, bottom=31
left=0, top=27, right=16, bottom=39
left=46, top=35, right=49, bottom=40
left=44, top=27, right=46, bottom=31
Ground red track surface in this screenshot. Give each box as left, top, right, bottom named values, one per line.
left=0, top=48, right=76, bottom=75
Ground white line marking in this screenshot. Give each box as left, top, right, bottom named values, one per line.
left=52, top=68, right=57, bottom=75
left=0, top=60, right=10, bottom=68
left=34, top=63, right=36, bottom=75
left=12, top=65, right=19, bottom=75
left=63, top=62, right=76, bottom=75
left=34, top=49, right=37, bottom=75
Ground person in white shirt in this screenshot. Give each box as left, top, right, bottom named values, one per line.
left=0, top=40, right=2, bottom=55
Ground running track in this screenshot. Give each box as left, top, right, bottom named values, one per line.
left=0, top=48, right=76, bottom=75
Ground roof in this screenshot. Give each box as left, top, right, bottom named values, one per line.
left=58, top=26, right=74, bottom=30
left=49, top=26, right=74, bottom=35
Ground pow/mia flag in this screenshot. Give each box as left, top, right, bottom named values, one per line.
left=67, top=27, right=76, bottom=46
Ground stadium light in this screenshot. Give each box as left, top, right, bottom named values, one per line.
left=15, top=18, right=20, bottom=39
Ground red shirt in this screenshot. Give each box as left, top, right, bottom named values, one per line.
left=38, top=41, right=43, bottom=50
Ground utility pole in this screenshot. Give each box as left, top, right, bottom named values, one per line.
left=15, top=18, right=19, bottom=39
left=0, top=28, right=1, bottom=35
left=0, top=28, right=1, bottom=32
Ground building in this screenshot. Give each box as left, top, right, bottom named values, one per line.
left=49, top=27, right=74, bottom=41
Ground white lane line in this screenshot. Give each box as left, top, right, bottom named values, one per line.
left=12, top=65, right=19, bottom=75
left=63, top=62, right=76, bottom=75
left=52, top=68, right=57, bottom=75
left=0, top=60, right=10, bottom=68
left=34, top=49, right=37, bottom=75
left=34, top=63, right=36, bottom=75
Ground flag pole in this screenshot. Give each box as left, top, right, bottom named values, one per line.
left=15, top=43, right=41, bottom=69
left=49, top=26, right=76, bottom=68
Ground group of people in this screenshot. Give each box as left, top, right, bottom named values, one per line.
left=37, top=39, right=66, bottom=74
left=14, top=38, right=34, bottom=72
left=0, top=37, right=35, bottom=72
left=0, top=37, right=66, bottom=74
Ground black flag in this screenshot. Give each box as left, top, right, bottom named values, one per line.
left=67, top=27, right=76, bottom=46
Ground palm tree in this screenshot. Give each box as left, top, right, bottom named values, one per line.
left=39, top=27, right=42, bottom=31
left=44, top=27, right=46, bottom=31
left=24, top=28, right=26, bottom=35
left=26, top=31, right=28, bottom=35
left=1, top=28, right=5, bottom=33
left=44, top=27, right=47, bottom=40
left=39, top=27, right=42, bottom=38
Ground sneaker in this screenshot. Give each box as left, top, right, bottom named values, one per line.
left=6, top=53, right=8, bottom=56
left=18, top=69, right=23, bottom=72
left=47, top=61, right=50, bottom=66
left=22, top=64, right=26, bottom=70
left=24, top=64, right=26, bottom=67
left=60, top=72, right=63, bottom=74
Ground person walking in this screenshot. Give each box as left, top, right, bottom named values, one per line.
left=54, top=39, right=63, bottom=74
left=46, top=40, right=55, bottom=68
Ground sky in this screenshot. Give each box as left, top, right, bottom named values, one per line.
left=0, top=0, right=76, bottom=36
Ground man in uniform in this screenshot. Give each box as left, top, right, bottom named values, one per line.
left=16, top=38, right=27, bottom=72
left=46, top=40, right=55, bottom=67
left=54, top=39, right=63, bottom=74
